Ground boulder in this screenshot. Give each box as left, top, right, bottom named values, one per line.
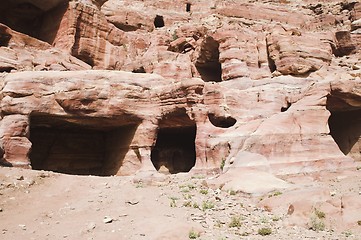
left=266, top=26, right=333, bottom=75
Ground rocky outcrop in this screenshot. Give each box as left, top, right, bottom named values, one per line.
left=350, top=2, right=361, bottom=53
left=333, top=30, right=357, bottom=56
left=0, top=24, right=90, bottom=71
left=1, top=69, right=360, bottom=176
left=266, top=26, right=333, bottom=75
left=0, top=71, right=206, bottom=175
left=351, top=2, right=361, bottom=21
left=0, top=0, right=360, bottom=176
left=43, top=1, right=127, bottom=69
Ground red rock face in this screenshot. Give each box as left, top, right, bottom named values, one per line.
left=0, top=23, right=90, bottom=71
left=266, top=26, right=333, bottom=75
left=0, top=0, right=360, bottom=176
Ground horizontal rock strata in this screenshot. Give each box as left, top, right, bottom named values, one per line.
left=0, top=0, right=360, bottom=176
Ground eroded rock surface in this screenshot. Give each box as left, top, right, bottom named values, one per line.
left=1, top=1, right=361, bottom=238
left=0, top=0, right=360, bottom=178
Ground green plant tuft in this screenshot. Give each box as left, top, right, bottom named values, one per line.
left=183, top=201, right=192, bottom=207
left=220, top=159, right=225, bottom=171
left=258, top=227, right=272, bottom=236
left=199, top=189, right=208, bottom=195
left=188, top=229, right=200, bottom=239
left=268, top=191, right=282, bottom=198
left=170, top=199, right=177, bottom=208
left=135, top=182, right=144, bottom=188
left=228, top=215, right=242, bottom=228
left=183, top=193, right=192, bottom=200
left=343, top=230, right=353, bottom=237
left=260, top=217, right=269, bottom=224
left=310, top=216, right=325, bottom=231
left=202, top=201, right=215, bottom=211
left=172, top=31, right=179, bottom=41
left=229, top=190, right=236, bottom=195
left=314, top=208, right=326, bottom=219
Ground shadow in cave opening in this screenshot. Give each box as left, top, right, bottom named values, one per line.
left=195, top=36, right=222, bottom=82
left=29, top=114, right=139, bottom=176
left=0, top=1, right=68, bottom=44
left=327, top=95, right=361, bottom=161
left=151, top=110, right=196, bottom=174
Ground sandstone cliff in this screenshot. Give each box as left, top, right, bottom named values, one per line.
left=0, top=0, right=360, bottom=176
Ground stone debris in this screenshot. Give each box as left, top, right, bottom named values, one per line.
left=18, top=224, right=26, bottom=230
left=126, top=200, right=140, bottom=205
left=103, top=216, right=113, bottom=224
left=16, top=176, right=24, bottom=181
left=86, top=222, right=96, bottom=232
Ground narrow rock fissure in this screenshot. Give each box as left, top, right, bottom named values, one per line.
left=186, top=3, right=191, bottom=12
left=265, top=38, right=276, bottom=73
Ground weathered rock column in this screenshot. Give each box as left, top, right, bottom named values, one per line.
left=115, top=120, right=158, bottom=175
left=190, top=106, right=211, bottom=171
left=193, top=121, right=209, bottom=170
left=0, top=115, right=31, bottom=168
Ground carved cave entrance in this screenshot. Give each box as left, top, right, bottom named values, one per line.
left=186, top=3, right=191, bottom=12
left=151, top=110, right=196, bottom=174
left=327, top=95, right=361, bottom=161
left=208, top=113, right=237, bottom=128
left=29, top=114, right=139, bottom=176
left=154, top=15, right=165, bottom=28
left=195, top=36, right=222, bottom=82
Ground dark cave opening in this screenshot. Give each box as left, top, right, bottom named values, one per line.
left=0, top=25, right=11, bottom=47
left=281, top=102, right=292, bottom=112
left=195, top=36, right=222, bottom=82
left=265, top=37, right=276, bottom=73
left=132, top=66, right=146, bottom=73
left=196, top=62, right=222, bottom=82
left=154, top=15, right=165, bottom=28
left=0, top=67, right=14, bottom=73
left=186, top=3, right=191, bottom=12
left=327, top=96, right=361, bottom=161
left=0, top=2, right=44, bottom=39
left=29, top=115, right=138, bottom=176
left=208, top=113, right=237, bottom=128
left=0, top=1, right=68, bottom=44
left=151, top=110, right=196, bottom=174
left=267, top=49, right=276, bottom=73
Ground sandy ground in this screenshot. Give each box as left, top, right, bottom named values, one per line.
left=1, top=167, right=361, bottom=240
